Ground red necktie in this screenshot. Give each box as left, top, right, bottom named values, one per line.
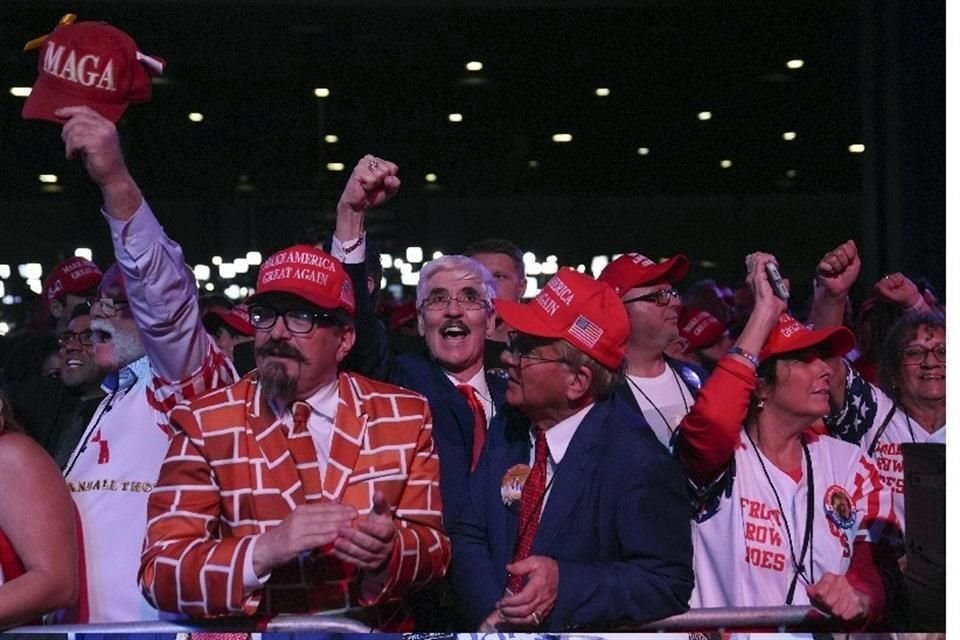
left=507, top=428, right=548, bottom=594
left=456, top=384, right=487, bottom=471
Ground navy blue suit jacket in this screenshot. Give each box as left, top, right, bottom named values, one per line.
left=451, top=395, right=694, bottom=631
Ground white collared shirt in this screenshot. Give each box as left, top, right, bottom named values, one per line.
left=530, top=402, right=594, bottom=513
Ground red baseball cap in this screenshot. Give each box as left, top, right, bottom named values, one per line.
left=206, top=305, right=255, bottom=337
left=22, top=18, right=164, bottom=124
left=43, top=257, right=102, bottom=309
left=494, top=267, right=628, bottom=370
left=679, top=307, right=726, bottom=352
left=598, top=253, right=690, bottom=296
left=247, top=245, right=355, bottom=315
left=760, top=313, right=855, bottom=362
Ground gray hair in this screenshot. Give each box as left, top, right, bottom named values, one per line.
left=416, top=255, right=498, bottom=308
left=552, top=339, right=625, bottom=400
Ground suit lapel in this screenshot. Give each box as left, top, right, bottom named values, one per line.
left=532, top=401, right=609, bottom=554
left=321, top=372, right=368, bottom=501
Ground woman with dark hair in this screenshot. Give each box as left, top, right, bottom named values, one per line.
left=0, top=390, right=78, bottom=629
left=825, top=309, right=945, bottom=527
left=677, top=253, right=901, bottom=628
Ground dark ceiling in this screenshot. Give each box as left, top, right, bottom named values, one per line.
left=0, top=0, right=946, bottom=302
left=2, top=0, right=868, bottom=199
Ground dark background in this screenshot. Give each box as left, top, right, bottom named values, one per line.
left=0, top=0, right=945, bottom=318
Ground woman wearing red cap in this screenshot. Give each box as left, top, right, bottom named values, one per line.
left=675, top=252, right=902, bottom=629
left=0, top=390, right=78, bottom=628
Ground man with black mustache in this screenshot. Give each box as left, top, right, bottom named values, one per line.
left=53, top=106, right=237, bottom=622
left=330, top=157, right=506, bottom=629
left=139, top=244, right=448, bottom=629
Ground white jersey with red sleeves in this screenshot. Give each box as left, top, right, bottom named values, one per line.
left=690, top=430, right=900, bottom=608
left=825, top=363, right=945, bottom=528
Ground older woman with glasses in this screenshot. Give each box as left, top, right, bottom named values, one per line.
left=676, top=252, right=901, bottom=629
left=0, top=389, right=78, bottom=628
left=824, top=309, right=945, bottom=529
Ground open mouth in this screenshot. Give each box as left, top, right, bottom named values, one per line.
left=440, top=322, right=470, bottom=340
left=64, top=358, right=86, bottom=369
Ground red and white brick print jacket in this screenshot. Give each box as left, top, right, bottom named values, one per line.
left=139, top=371, right=450, bottom=630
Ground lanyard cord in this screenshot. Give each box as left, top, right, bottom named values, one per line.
left=746, top=431, right=815, bottom=604
left=627, top=365, right=691, bottom=438
left=63, top=389, right=121, bottom=479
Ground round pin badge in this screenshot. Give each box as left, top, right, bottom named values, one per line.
left=501, top=463, right=530, bottom=507
left=824, top=484, right=858, bottom=529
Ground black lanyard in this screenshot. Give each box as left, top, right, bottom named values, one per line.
left=746, top=432, right=815, bottom=604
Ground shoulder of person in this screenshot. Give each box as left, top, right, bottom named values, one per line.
left=343, top=370, right=430, bottom=408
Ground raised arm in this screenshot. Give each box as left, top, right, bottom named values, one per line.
left=808, top=239, right=861, bottom=330
left=57, top=106, right=229, bottom=386
left=677, top=252, right=785, bottom=485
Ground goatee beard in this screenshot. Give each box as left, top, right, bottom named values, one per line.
left=259, top=361, right=298, bottom=404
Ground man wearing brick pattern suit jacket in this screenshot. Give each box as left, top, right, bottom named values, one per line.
left=139, top=244, right=449, bottom=631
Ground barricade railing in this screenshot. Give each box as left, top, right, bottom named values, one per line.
left=10, top=606, right=827, bottom=634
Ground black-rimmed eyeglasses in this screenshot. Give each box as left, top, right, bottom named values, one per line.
left=504, top=331, right=568, bottom=366
left=622, top=287, right=680, bottom=307
left=58, top=329, right=95, bottom=347
left=248, top=306, right=341, bottom=334
left=87, top=296, right=130, bottom=318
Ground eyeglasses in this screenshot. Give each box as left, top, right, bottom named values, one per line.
left=420, top=292, right=489, bottom=311
left=505, top=332, right=568, bottom=367
left=248, top=306, right=340, bottom=334
left=87, top=296, right=130, bottom=318
left=622, top=287, right=680, bottom=307
left=58, top=329, right=95, bottom=347
left=901, top=344, right=946, bottom=365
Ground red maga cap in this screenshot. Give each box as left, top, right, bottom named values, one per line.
left=598, top=253, right=689, bottom=296
left=22, top=18, right=164, bottom=124
left=678, top=307, right=726, bottom=352
left=247, top=245, right=355, bottom=315
left=494, top=267, right=628, bottom=370
left=43, top=256, right=102, bottom=309
left=207, top=304, right=255, bottom=337
left=760, top=313, right=855, bottom=362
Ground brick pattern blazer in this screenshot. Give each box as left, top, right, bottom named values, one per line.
left=139, top=371, right=450, bottom=631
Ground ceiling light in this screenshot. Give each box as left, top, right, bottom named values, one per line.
left=697, top=111, right=712, bottom=121
left=432, top=251, right=443, bottom=259
left=74, top=248, right=92, bottom=260
left=637, top=147, right=650, bottom=156
left=401, top=272, right=420, bottom=287
left=324, top=134, right=339, bottom=143
left=38, top=174, right=58, bottom=183
left=314, top=87, right=330, bottom=98
left=379, top=254, right=393, bottom=269
left=595, top=88, right=610, bottom=97
left=782, top=131, right=797, bottom=141
left=246, top=251, right=262, bottom=265
left=218, top=263, right=237, bottom=279
left=188, top=112, right=204, bottom=123
left=786, top=59, right=804, bottom=69
left=233, top=258, right=249, bottom=273
left=18, top=263, right=42, bottom=280
left=204, top=283, right=215, bottom=292
left=406, top=247, right=424, bottom=263
left=448, top=113, right=463, bottom=122
left=326, top=162, right=345, bottom=171
left=720, top=160, right=733, bottom=169
left=211, top=256, right=223, bottom=265
left=9, top=87, right=31, bottom=97
left=552, top=133, right=573, bottom=143
left=465, top=61, right=483, bottom=71
left=194, top=265, right=211, bottom=281
left=425, top=173, right=438, bottom=183
left=786, top=169, right=798, bottom=178
left=848, top=143, right=865, bottom=153
left=27, top=279, right=42, bottom=295
left=523, top=252, right=537, bottom=264
left=0, top=265, right=9, bottom=279
left=528, top=160, right=540, bottom=168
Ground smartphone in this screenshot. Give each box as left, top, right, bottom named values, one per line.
left=765, top=263, right=790, bottom=300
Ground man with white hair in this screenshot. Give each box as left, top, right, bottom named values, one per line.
left=53, top=106, right=235, bottom=622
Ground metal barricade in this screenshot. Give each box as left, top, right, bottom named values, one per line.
left=9, top=607, right=825, bottom=634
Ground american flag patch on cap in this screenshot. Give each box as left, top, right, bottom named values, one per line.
left=568, top=314, right=604, bottom=347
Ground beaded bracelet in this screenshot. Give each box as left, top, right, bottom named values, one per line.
left=727, top=346, right=760, bottom=368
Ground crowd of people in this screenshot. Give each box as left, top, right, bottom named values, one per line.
left=0, top=91, right=946, bottom=635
